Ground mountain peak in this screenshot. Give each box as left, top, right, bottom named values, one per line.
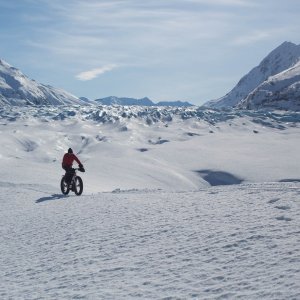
left=0, top=59, right=12, bottom=68
left=277, top=41, right=297, bottom=48
left=262, top=41, right=300, bottom=63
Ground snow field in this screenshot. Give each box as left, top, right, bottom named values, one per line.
left=0, top=182, right=299, bottom=299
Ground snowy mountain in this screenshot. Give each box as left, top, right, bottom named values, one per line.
left=0, top=59, right=83, bottom=106
left=95, top=96, right=193, bottom=107
left=204, top=41, right=300, bottom=110
left=238, top=61, right=300, bottom=110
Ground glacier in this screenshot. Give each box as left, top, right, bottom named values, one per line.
left=0, top=104, right=299, bottom=299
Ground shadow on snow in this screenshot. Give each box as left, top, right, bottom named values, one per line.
left=279, top=178, right=300, bottom=183
left=195, top=169, right=243, bottom=186
left=36, top=194, right=68, bottom=203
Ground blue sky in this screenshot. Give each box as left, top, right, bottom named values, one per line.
left=0, top=0, right=299, bottom=105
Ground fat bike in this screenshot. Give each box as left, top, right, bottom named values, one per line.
left=60, top=168, right=84, bottom=196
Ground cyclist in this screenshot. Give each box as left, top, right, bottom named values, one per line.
left=62, top=148, right=85, bottom=187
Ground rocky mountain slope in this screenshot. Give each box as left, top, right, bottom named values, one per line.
left=238, top=61, right=300, bottom=110
left=204, top=42, right=300, bottom=110
left=0, top=59, right=83, bottom=106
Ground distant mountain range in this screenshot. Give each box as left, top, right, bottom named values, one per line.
left=204, top=41, right=300, bottom=111
left=2, top=41, right=300, bottom=111
left=95, top=96, right=193, bottom=107
left=0, top=59, right=193, bottom=107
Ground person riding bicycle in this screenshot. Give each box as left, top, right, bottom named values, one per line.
left=62, top=148, right=85, bottom=186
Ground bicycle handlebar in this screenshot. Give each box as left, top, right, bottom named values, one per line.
left=75, top=167, right=85, bottom=172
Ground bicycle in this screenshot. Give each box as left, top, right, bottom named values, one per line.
left=60, top=167, right=85, bottom=196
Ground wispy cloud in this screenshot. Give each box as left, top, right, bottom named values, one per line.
left=76, top=64, right=118, bottom=81
left=186, top=0, right=257, bottom=7
left=5, top=0, right=299, bottom=103
left=231, top=29, right=285, bottom=46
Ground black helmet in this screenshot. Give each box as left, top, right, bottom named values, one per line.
left=68, top=148, right=73, bottom=154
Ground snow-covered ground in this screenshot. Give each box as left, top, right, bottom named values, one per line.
left=1, top=182, right=299, bottom=299
left=0, top=105, right=299, bottom=299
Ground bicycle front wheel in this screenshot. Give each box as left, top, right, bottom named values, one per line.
left=74, top=176, right=83, bottom=196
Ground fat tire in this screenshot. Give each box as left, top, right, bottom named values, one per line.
left=74, top=176, right=83, bottom=196
left=60, top=177, right=70, bottom=195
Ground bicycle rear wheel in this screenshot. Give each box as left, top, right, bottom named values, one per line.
left=74, top=176, right=83, bottom=196
left=60, top=177, right=70, bottom=195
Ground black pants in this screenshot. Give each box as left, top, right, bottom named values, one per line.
left=63, top=167, right=75, bottom=185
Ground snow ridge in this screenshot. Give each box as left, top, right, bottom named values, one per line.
left=1, top=105, right=300, bottom=126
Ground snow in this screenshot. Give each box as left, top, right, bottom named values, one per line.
left=1, top=183, right=299, bottom=299
left=0, top=105, right=299, bottom=299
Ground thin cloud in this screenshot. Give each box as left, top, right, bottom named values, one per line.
left=7, top=0, right=299, bottom=104
left=231, top=30, right=280, bottom=46
left=186, top=0, right=258, bottom=7
left=76, top=64, right=117, bottom=81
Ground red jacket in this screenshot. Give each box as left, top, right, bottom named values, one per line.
left=62, top=153, right=82, bottom=168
